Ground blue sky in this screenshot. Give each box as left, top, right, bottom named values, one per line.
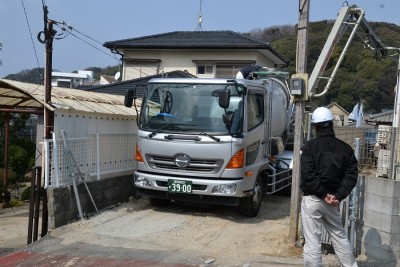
left=0, top=0, right=399, bottom=78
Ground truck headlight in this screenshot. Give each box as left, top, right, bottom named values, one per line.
left=135, top=175, right=150, bottom=187
left=212, top=183, right=237, bottom=194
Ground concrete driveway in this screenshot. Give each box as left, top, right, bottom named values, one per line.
left=0, top=196, right=377, bottom=266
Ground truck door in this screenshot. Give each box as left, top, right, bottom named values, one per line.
left=245, top=90, right=266, bottom=166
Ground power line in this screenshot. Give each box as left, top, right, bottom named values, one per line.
left=21, top=0, right=43, bottom=81
left=62, top=23, right=103, bottom=46
left=54, top=23, right=119, bottom=62
left=54, top=21, right=156, bottom=76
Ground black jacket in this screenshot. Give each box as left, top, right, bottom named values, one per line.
left=300, top=127, right=358, bottom=201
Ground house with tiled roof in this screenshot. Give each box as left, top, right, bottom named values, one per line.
left=103, top=31, right=289, bottom=81
left=326, top=102, right=350, bottom=126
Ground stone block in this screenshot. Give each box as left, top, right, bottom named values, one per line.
left=363, top=210, right=400, bottom=233
left=365, top=176, right=400, bottom=198
left=364, top=191, right=400, bottom=216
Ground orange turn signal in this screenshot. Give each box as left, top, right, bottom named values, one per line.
left=135, top=144, right=144, bottom=162
left=226, top=148, right=244, bottom=169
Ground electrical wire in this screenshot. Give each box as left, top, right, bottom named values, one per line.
left=21, top=0, right=43, bottom=81
left=23, top=0, right=157, bottom=80
left=54, top=23, right=118, bottom=62
left=53, top=21, right=156, bottom=77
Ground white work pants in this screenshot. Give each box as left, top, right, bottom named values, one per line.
left=301, top=195, right=357, bottom=267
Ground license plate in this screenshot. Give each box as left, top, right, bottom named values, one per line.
left=168, top=179, right=192, bottom=194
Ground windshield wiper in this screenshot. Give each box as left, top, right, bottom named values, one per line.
left=199, top=132, right=221, bottom=142
left=147, top=123, right=193, bottom=138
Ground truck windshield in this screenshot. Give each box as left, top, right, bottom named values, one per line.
left=139, top=83, right=243, bottom=135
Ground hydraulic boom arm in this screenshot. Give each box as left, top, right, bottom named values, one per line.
left=308, top=5, right=387, bottom=98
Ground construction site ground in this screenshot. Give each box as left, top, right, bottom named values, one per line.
left=0, top=194, right=380, bottom=266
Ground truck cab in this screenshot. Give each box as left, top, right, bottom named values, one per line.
left=126, top=76, right=293, bottom=217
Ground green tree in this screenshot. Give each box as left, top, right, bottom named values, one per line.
left=4, top=68, right=44, bottom=84
left=263, top=21, right=400, bottom=113
left=8, top=144, right=31, bottom=184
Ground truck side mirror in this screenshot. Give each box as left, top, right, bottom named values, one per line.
left=218, top=89, right=230, bottom=109
left=124, top=89, right=136, bottom=107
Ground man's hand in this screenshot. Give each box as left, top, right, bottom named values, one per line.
left=324, top=194, right=340, bottom=206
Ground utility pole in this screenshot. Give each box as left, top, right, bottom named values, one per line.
left=288, top=0, right=310, bottom=244
left=37, top=4, right=56, bottom=237
left=42, top=16, right=56, bottom=139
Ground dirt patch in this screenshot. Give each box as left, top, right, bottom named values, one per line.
left=50, top=194, right=310, bottom=265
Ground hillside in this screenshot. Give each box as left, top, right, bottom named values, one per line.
left=250, top=21, right=400, bottom=113
left=2, top=65, right=120, bottom=86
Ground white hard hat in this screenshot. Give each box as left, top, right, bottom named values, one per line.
left=311, top=107, right=333, bottom=124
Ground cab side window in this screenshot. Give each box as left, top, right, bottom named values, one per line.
left=247, top=93, right=264, bottom=130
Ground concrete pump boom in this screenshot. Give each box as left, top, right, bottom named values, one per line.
left=308, top=4, right=387, bottom=98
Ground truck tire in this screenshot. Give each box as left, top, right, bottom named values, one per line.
left=238, top=174, right=264, bottom=217
left=149, top=197, right=170, bottom=207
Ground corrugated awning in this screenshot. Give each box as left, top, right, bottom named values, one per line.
left=0, top=79, right=139, bottom=116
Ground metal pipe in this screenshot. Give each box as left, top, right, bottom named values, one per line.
left=268, top=165, right=277, bottom=193
left=349, top=138, right=361, bottom=253
left=51, top=132, right=60, bottom=187
left=96, top=133, right=101, bottom=181
left=312, top=8, right=366, bottom=98
left=350, top=184, right=358, bottom=254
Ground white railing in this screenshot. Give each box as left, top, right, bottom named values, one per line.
left=44, top=133, right=136, bottom=188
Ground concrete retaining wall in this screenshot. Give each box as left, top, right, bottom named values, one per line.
left=357, top=175, right=400, bottom=265
left=47, top=175, right=136, bottom=230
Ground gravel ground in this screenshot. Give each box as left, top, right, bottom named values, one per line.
left=23, top=194, right=377, bottom=266
left=0, top=192, right=383, bottom=266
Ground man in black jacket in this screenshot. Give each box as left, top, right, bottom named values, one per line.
left=300, top=107, right=358, bottom=267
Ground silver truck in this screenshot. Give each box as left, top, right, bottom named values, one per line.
left=125, top=73, right=294, bottom=217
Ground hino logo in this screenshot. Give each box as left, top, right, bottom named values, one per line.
left=175, top=154, right=190, bottom=168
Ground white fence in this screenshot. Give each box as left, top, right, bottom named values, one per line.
left=44, top=133, right=136, bottom=188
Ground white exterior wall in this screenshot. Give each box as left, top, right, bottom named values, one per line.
left=123, top=50, right=276, bottom=80
left=53, top=110, right=137, bottom=139
left=45, top=109, right=138, bottom=186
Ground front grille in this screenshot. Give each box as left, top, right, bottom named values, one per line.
left=146, top=154, right=223, bottom=173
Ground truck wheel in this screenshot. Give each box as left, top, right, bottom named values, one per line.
left=149, top=197, right=170, bottom=207
left=238, top=174, right=264, bottom=217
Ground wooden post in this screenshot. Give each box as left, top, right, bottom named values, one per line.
left=2, top=114, right=10, bottom=204
left=288, top=0, right=310, bottom=243
left=44, top=20, right=55, bottom=140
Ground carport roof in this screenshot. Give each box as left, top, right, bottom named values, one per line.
left=0, top=79, right=138, bottom=116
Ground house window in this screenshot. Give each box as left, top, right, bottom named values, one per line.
left=193, top=61, right=255, bottom=78
left=197, top=65, right=214, bottom=75
left=124, top=59, right=160, bottom=80
left=215, top=64, right=249, bottom=78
